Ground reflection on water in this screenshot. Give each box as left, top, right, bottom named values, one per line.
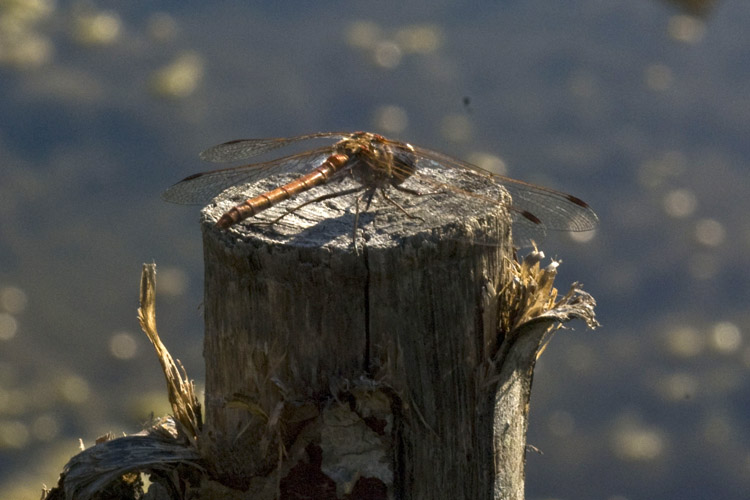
left=611, top=415, right=667, bottom=462
left=0, top=313, right=18, bottom=341
left=149, top=52, right=205, bottom=99
left=345, top=21, right=443, bottom=70
left=72, top=10, right=122, bottom=47
left=109, top=331, right=138, bottom=360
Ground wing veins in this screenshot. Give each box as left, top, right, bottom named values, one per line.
left=199, top=132, right=351, bottom=163
left=406, top=145, right=599, bottom=232
left=162, top=147, right=335, bottom=205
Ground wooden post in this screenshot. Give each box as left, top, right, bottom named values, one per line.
left=44, top=169, right=596, bottom=500
left=197, top=176, right=580, bottom=499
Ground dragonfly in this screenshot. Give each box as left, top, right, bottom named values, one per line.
left=162, top=131, right=598, bottom=246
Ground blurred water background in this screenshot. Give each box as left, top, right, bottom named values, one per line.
left=0, top=1, right=748, bottom=498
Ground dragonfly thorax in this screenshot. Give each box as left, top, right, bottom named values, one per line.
left=336, top=136, right=417, bottom=189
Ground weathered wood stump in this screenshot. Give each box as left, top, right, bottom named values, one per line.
left=45, top=167, right=597, bottom=500
left=197, top=172, right=541, bottom=500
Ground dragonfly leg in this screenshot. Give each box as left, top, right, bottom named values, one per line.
left=392, top=184, right=424, bottom=197
left=380, top=188, right=426, bottom=222
left=353, top=187, right=378, bottom=254
left=393, top=183, right=449, bottom=200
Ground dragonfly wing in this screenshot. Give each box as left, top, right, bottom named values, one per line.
left=199, top=132, right=351, bottom=163
left=162, top=148, right=335, bottom=205
left=408, top=145, right=599, bottom=232
left=498, top=181, right=599, bottom=232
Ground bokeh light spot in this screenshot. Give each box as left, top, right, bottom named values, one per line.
left=59, top=375, right=90, bottom=404
left=0, top=420, right=29, bottom=449
left=0, top=313, right=18, bottom=340
left=155, top=267, right=188, bottom=297
left=664, top=326, right=704, bottom=358
left=709, top=322, right=741, bottom=354
left=73, top=11, right=121, bottom=46
left=612, top=424, right=666, bottom=461
left=668, top=15, right=705, bottom=44
left=694, top=218, right=725, bottom=247
left=440, top=114, right=472, bottom=143
left=109, top=331, right=138, bottom=360
left=663, top=189, right=697, bottom=218
left=373, top=105, right=409, bottom=134
left=467, top=152, right=507, bottom=176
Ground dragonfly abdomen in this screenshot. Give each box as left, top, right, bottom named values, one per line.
left=215, top=153, right=350, bottom=228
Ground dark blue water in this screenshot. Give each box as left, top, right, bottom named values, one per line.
left=1, top=1, right=748, bottom=498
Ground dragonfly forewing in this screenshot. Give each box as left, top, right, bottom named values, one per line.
left=162, top=148, right=336, bottom=205
left=199, top=132, right=350, bottom=163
